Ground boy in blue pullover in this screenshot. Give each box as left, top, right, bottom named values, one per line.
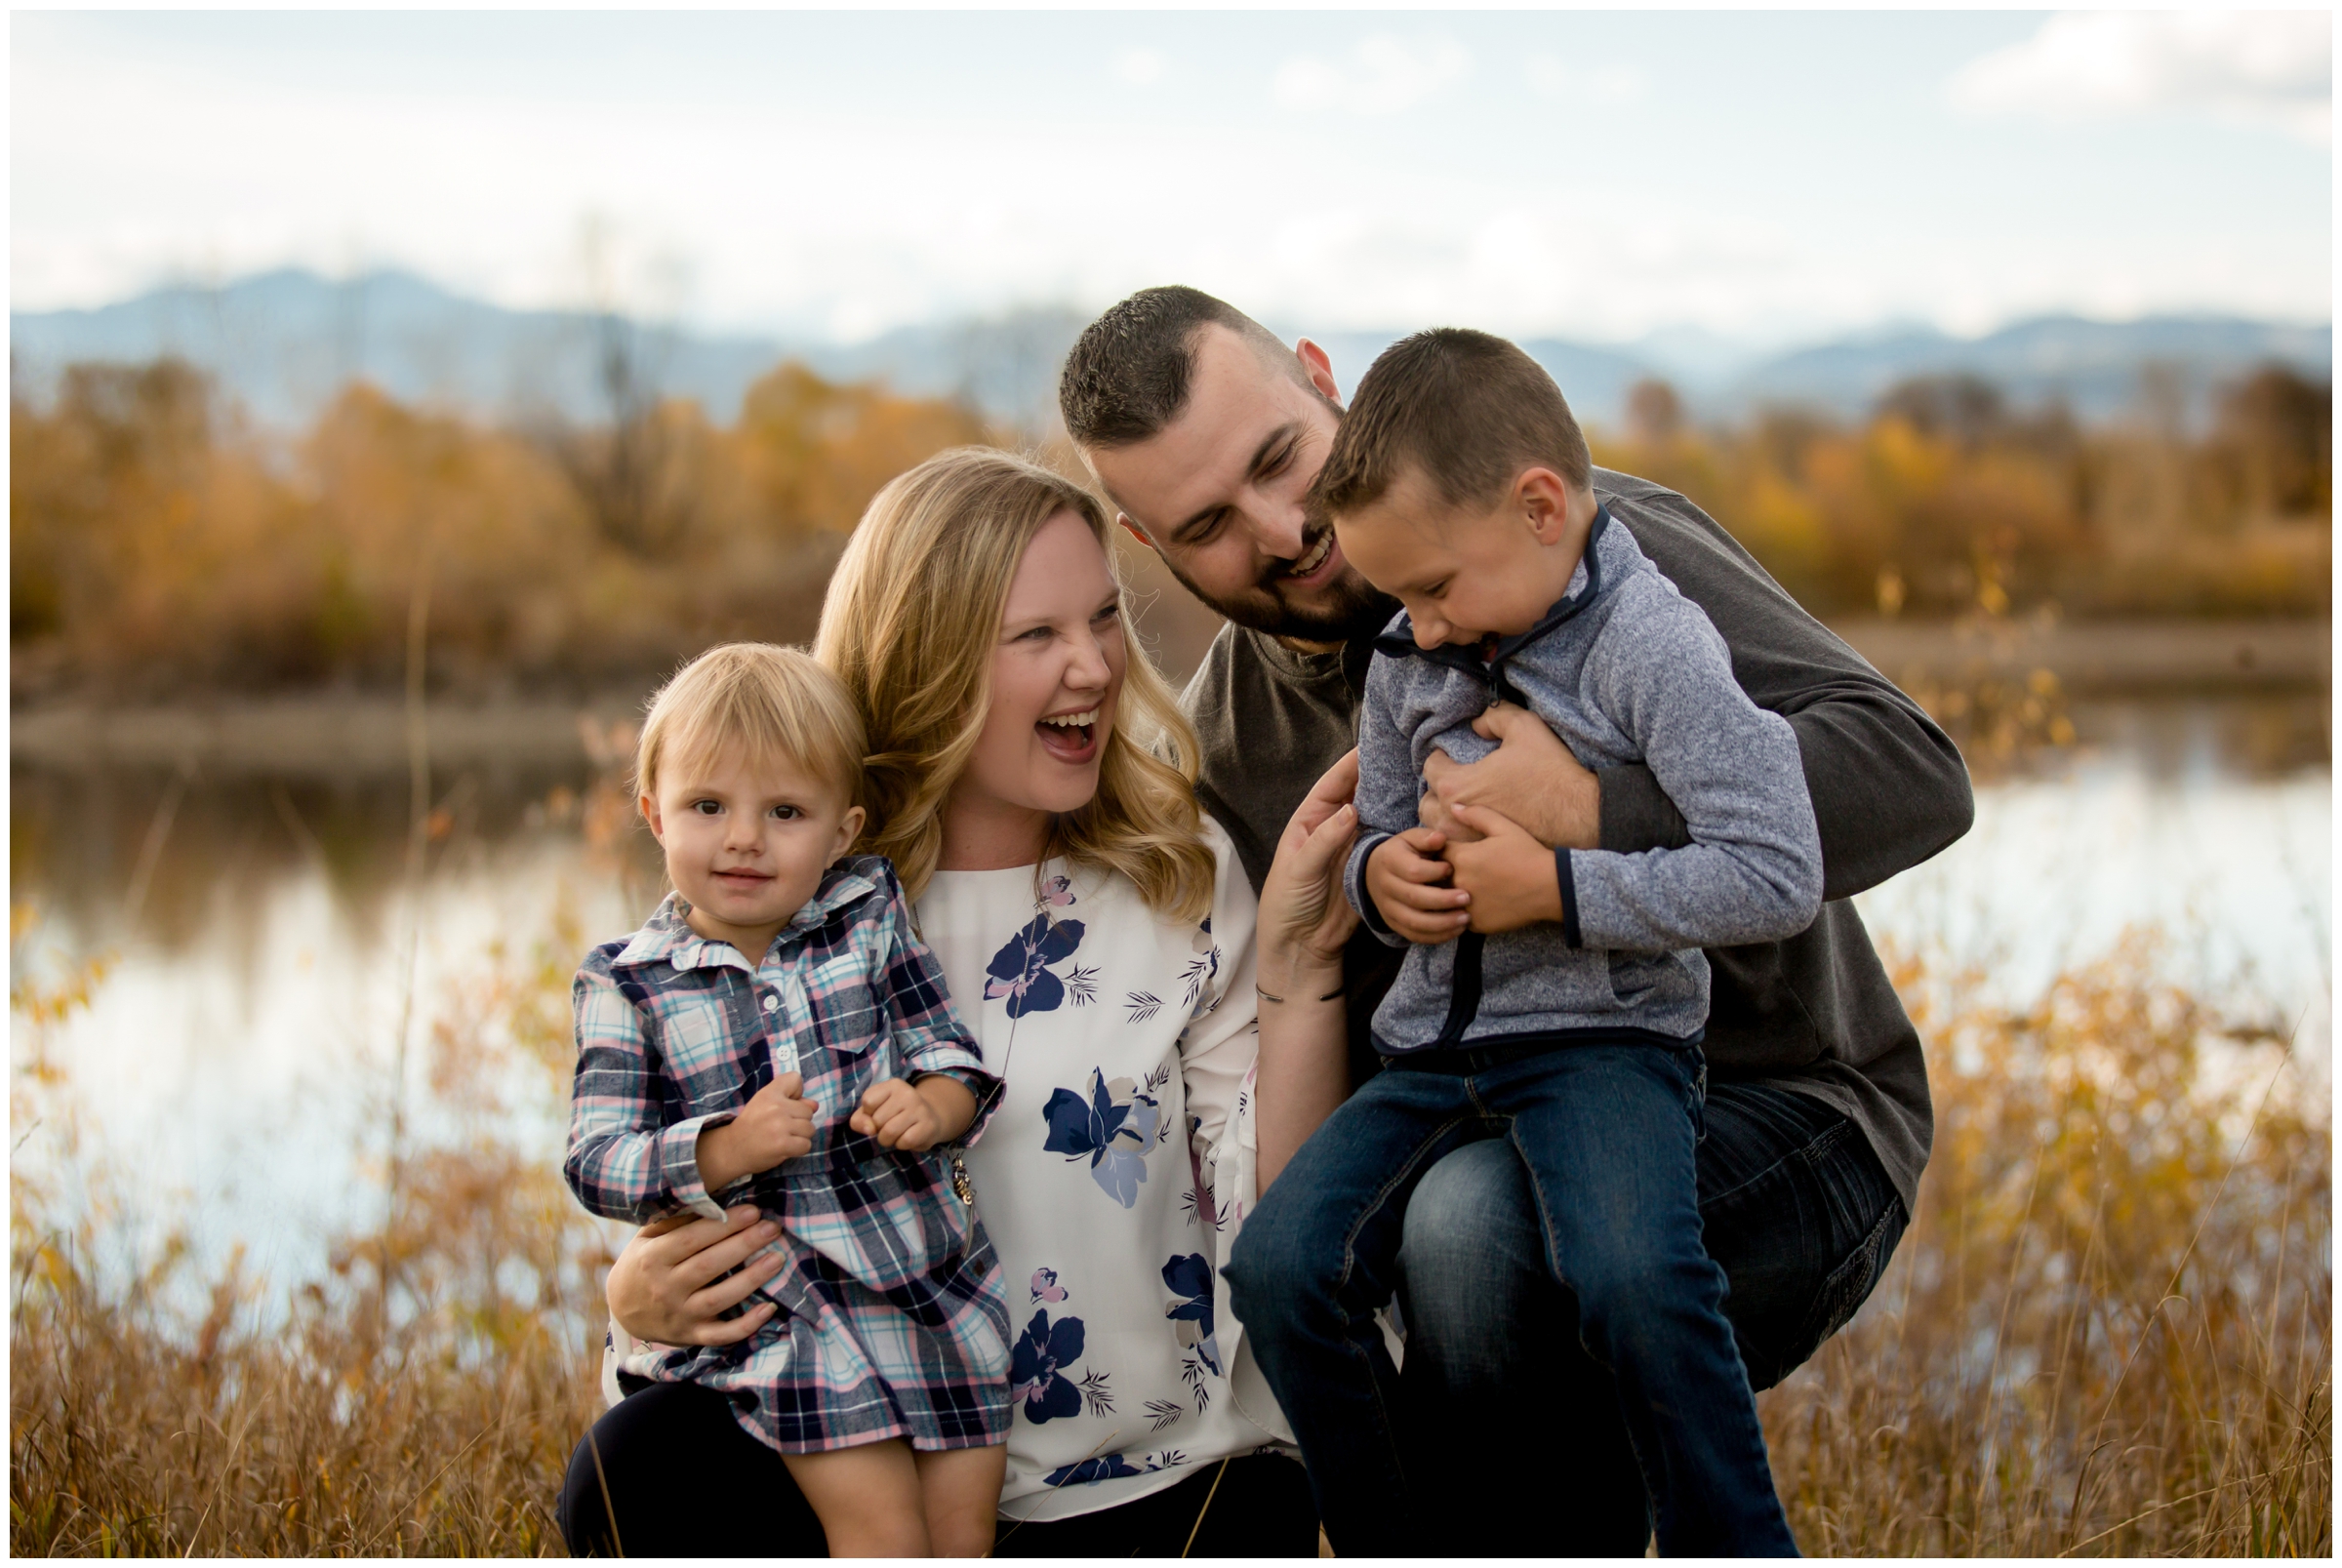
left=1226, top=329, right=1818, bottom=1556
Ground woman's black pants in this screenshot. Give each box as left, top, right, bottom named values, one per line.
left=556, top=1378, right=1319, bottom=1557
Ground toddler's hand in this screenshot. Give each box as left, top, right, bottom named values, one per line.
left=852, top=1077, right=948, bottom=1150
left=1443, top=803, right=1562, bottom=935
left=1366, top=828, right=1471, bottom=945
left=733, top=1070, right=818, bottom=1168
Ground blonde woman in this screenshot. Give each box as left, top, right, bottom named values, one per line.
left=558, top=448, right=1358, bottom=1556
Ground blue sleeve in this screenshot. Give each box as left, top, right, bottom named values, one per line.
left=1561, top=578, right=1826, bottom=952
left=1342, top=654, right=1419, bottom=948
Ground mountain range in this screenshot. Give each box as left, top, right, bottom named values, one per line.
left=11, top=267, right=2329, bottom=433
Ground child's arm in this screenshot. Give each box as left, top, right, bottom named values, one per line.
left=1533, top=578, right=1825, bottom=952
left=1346, top=658, right=1472, bottom=945
left=849, top=864, right=1001, bottom=1153
left=566, top=959, right=756, bottom=1226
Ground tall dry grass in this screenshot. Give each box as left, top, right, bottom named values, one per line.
left=10, top=910, right=614, bottom=1555
left=11, top=906, right=2330, bottom=1554
left=1760, top=936, right=2330, bottom=1554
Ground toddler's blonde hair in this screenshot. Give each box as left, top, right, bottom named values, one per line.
left=633, top=643, right=868, bottom=807
left=816, top=446, right=1215, bottom=920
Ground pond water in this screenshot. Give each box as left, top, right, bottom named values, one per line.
left=11, top=693, right=2330, bottom=1307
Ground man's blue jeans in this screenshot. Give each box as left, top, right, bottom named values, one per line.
left=1226, top=1042, right=1800, bottom=1557
left=1390, top=1077, right=1906, bottom=1554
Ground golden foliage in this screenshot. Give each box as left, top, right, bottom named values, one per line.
left=1595, top=369, right=2331, bottom=621
left=11, top=360, right=991, bottom=698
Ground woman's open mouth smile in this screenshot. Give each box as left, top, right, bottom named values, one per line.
left=1036, top=706, right=1101, bottom=764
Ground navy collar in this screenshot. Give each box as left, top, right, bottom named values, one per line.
left=1372, top=503, right=1615, bottom=679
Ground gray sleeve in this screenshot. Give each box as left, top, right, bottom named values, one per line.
left=1562, top=579, right=1825, bottom=952
left=1595, top=478, right=1973, bottom=900
left=1342, top=656, right=1418, bottom=946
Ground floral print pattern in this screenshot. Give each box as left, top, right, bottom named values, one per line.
left=1161, top=1254, right=1223, bottom=1378
left=985, top=913, right=1087, bottom=1019
left=1008, top=1307, right=1087, bottom=1424
left=1042, top=1067, right=1165, bottom=1207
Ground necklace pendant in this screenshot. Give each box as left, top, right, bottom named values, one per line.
left=950, top=1154, right=975, bottom=1207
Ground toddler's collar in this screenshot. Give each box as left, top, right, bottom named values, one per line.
left=613, top=863, right=882, bottom=972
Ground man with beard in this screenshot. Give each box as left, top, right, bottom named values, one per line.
left=1057, top=286, right=1973, bottom=1553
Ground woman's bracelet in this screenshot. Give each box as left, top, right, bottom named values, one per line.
left=1256, top=983, right=1346, bottom=1005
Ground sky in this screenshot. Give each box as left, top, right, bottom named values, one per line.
left=11, top=9, right=2332, bottom=347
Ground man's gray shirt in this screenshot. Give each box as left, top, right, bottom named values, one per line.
left=1179, top=466, right=1973, bottom=1214
left=1342, top=508, right=1823, bottom=1054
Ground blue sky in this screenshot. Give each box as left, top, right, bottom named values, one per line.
left=12, top=10, right=2330, bottom=345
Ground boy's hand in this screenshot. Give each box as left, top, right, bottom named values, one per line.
left=1444, top=804, right=1564, bottom=934
left=1366, top=828, right=1472, bottom=945
left=851, top=1075, right=976, bottom=1152
left=696, top=1071, right=817, bottom=1191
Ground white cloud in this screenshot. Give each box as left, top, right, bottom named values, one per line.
left=1948, top=11, right=2331, bottom=145
left=1111, top=48, right=1167, bottom=87
left=1273, top=34, right=1469, bottom=116
left=1524, top=54, right=1647, bottom=107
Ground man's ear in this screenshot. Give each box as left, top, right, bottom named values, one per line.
left=1115, top=510, right=1155, bottom=551
left=1294, top=338, right=1341, bottom=403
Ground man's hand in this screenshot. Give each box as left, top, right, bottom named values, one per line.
left=1365, top=828, right=1472, bottom=945
left=696, top=1070, right=817, bottom=1190
left=607, top=1206, right=784, bottom=1347
left=1443, top=803, right=1564, bottom=935
left=1420, top=703, right=1601, bottom=851
left=851, top=1075, right=976, bottom=1151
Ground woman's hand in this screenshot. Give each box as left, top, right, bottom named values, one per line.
left=1253, top=750, right=1361, bottom=1193
left=605, top=1206, right=785, bottom=1347
left=1258, top=747, right=1362, bottom=976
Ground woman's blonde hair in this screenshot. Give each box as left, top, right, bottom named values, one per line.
left=816, top=446, right=1215, bottom=921
left=634, top=642, right=868, bottom=806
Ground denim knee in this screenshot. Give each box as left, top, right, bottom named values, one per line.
left=1562, top=1229, right=1714, bottom=1340
left=1226, top=1187, right=1340, bottom=1341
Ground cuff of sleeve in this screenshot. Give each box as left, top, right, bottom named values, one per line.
left=1345, top=831, right=1408, bottom=947
left=662, top=1110, right=736, bottom=1222
left=1555, top=847, right=1584, bottom=948
left=915, top=1065, right=1005, bottom=1147
left=1596, top=763, right=1690, bottom=855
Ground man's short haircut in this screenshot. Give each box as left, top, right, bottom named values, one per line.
left=1059, top=285, right=1297, bottom=449
left=1312, top=328, right=1593, bottom=520
left=635, top=642, right=867, bottom=807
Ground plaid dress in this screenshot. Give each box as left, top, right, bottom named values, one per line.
left=565, top=856, right=1011, bottom=1455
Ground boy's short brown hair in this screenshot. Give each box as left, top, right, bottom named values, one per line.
left=1311, top=328, right=1593, bottom=520
left=634, top=643, right=867, bottom=806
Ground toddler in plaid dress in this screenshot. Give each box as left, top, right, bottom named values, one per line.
left=564, top=644, right=1013, bottom=1557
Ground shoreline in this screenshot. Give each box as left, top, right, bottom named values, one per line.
left=10, top=618, right=2328, bottom=776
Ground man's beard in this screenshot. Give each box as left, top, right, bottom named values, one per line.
left=1159, top=525, right=1395, bottom=644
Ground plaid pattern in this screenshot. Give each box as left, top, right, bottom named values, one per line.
left=565, top=855, right=1012, bottom=1454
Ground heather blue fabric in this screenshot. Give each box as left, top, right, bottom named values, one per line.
left=1341, top=507, right=1825, bottom=1055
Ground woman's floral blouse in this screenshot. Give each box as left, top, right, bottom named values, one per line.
left=913, top=816, right=1291, bottom=1521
